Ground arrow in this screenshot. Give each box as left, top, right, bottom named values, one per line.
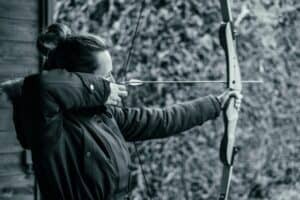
left=121, top=79, right=263, bottom=86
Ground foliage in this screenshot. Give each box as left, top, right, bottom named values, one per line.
left=55, top=0, right=300, bottom=199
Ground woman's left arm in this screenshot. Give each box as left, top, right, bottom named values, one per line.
left=109, top=96, right=221, bottom=141
left=0, top=78, right=30, bottom=148
left=0, top=78, right=24, bottom=102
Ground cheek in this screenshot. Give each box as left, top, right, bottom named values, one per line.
left=93, top=51, right=113, bottom=77
left=93, top=68, right=104, bottom=78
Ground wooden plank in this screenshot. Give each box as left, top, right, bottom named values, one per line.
left=0, top=1, right=46, bottom=198
left=0, top=194, right=33, bottom=200
left=0, top=174, right=32, bottom=189
left=0, top=118, right=14, bottom=132
left=0, top=92, right=13, bottom=109
left=0, top=105, right=23, bottom=152
left=0, top=131, right=19, bottom=147
left=0, top=108, right=23, bottom=152
left=0, top=152, right=24, bottom=176
left=0, top=145, right=23, bottom=155
left=0, top=18, right=38, bottom=42
left=0, top=0, right=38, bottom=21
left=0, top=41, right=39, bottom=65
left=0, top=63, right=38, bottom=82
left=0, top=41, right=39, bottom=57
left=0, top=119, right=13, bottom=129
left=0, top=106, right=14, bottom=132
left=0, top=108, right=13, bottom=119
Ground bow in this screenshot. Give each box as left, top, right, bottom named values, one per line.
left=218, top=0, right=242, bottom=199
left=121, top=0, right=244, bottom=199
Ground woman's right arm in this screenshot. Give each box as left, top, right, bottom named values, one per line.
left=21, top=69, right=111, bottom=149
left=37, top=69, right=111, bottom=111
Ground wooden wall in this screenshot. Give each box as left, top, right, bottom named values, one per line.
left=0, top=0, right=53, bottom=199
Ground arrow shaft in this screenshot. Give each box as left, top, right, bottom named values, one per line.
left=121, top=80, right=263, bottom=85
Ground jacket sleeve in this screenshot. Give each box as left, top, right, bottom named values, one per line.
left=38, top=69, right=111, bottom=111
left=20, top=69, right=110, bottom=149
left=109, top=96, right=221, bottom=141
left=0, top=78, right=24, bottom=103
left=1, top=78, right=31, bottom=149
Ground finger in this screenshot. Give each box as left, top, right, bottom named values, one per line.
left=118, top=91, right=128, bottom=97
left=106, top=99, right=118, bottom=106
left=114, top=100, right=121, bottom=106
left=228, top=91, right=238, bottom=98
left=108, top=95, right=122, bottom=104
left=112, top=96, right=123, bottom=105
left=228, top=91, right=243, bottom=100
left=115, top=97, right=123, bottom=106
left=113, top=96, right=122, bottom=103
left=235, top=99, right=241, bottom=104
left=110, top=100, right=119, bottom=106
left=235, top=98, right=241, bottom=104
left=236, top=94, right=243, bottom=100
left=234, top=101, right=241, bottom=109
left=235, top=102, right=241, bottom=108
left=117, top=85, right=127, bottom=91
left=234, top=103, right=239, bottom=110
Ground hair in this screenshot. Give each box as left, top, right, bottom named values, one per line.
left=37, top=23, right=108, bottom=73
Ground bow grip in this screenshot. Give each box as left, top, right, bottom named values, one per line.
left=220, top=96, right=239, bottom=165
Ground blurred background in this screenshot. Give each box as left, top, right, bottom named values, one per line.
left=0, top=0, right=299, bottom=199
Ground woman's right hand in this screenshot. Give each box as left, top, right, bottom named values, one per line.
left=105, top=83, right=128, bottom=106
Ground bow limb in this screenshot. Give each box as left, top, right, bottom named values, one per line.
left=218, top=0, right=242, bottom=199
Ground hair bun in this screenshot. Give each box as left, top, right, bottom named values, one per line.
left=37, top=23, right=72, bottom=56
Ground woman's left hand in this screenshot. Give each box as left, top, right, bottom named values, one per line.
left=217, top=90, right=243, bottom=110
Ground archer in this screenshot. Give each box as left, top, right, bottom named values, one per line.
left=2, top=23, right=242, bottom=200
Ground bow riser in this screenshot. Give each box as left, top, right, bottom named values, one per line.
left=220, top=23, right=242, bottom=91
left=218, top=0, right=242, bottom=200
left=219, top=15, right=241, bottom=167
left=225, top=23, right=242, bottom=91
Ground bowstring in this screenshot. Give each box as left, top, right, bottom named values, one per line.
left=121, top=0, right=146, bottom=82
left=120, top=0, right=152, bottom=199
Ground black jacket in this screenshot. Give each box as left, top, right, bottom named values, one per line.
left=5, top=69, right=221, bottom=200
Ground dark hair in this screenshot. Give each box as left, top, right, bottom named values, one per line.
left=37, top=23, right=108, bottom=73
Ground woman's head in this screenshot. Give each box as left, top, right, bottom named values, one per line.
left=37, top=23, right=113, bottom=79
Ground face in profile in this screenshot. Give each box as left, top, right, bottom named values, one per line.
left=93, top=50, right=115, bottom=82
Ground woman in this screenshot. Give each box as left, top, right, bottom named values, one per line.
left=7, top=23, right=241, bottom=200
